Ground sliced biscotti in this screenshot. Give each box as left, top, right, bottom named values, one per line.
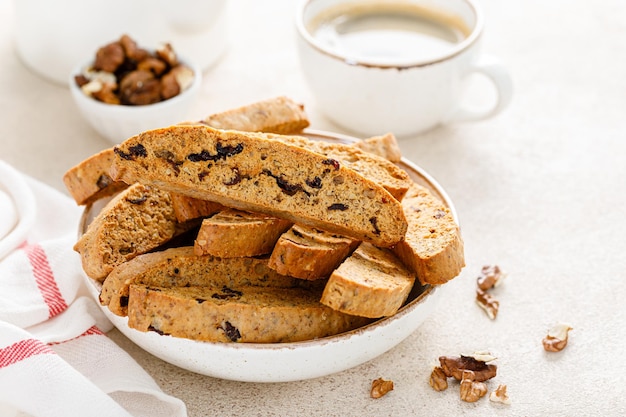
left=127, top=283, right=370, bottom=343
left=170, top=193, right=224, bottom=222
left=194, top=209, right=292, bottom=257
left=353, top=133, right=402, bottom=163
left=391, top=183, right=465, bottom=285
left=267, top=133, right=410, bottom=201
left=320, top=242, right=416, bottom=318
left=268, top=225, right=359, bottom=280
left=100, top=246, right=317, bottom=316
left=63, top=148, right=128, bottom=205
left=110, top=125, right=407, bottom=247
left=202, top=96, right=310, bottom=134
left=74, top=183, right=184, bottom=282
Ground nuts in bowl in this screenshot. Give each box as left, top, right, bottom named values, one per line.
left=69, top=35, right=201, bottom=144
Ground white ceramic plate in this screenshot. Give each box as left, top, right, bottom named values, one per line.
left=80, top=129, right=457, bottom=382
left=0, top=161, right=37, bottom=260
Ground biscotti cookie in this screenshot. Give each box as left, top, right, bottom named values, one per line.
left=320, top=242, right=416, bottom=318
left=110, top=125, right=407, bottom=247
left=267, top=133, right=410, bottom=201
left=194, top=209, right=292, bottom=257
left=268, top=225, right=359, bottom=280
left=63, top=148, right=128, bottom=205
left=100, top=246, right=319, bottom=316
left=391, top=183, right=465, bottom=285
left=127, top=283, right=370, bottom=343
left=202, top=96, right=310, bottom=134
left=74, top=183, right=182, bottom=281
left=170, top=192, right=224, bottom=222
left=353, top=133, right=402, bottom=163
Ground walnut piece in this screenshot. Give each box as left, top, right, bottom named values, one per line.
left=370, top=378, right=394, bottom=399
left=477, top=265, right=506, bottom=291
left=542, top=323, right=573, bottom=352
left=93, top=41, right=124, bottom=72
left=429, top=366, right=448, bottom=391
left=459, top=370, right=488, bottom=402
left=137, top=57, right=168, bottom=76
left=489, top=384, right=511, bottom=405
left=439, top=354, right=497, bottom=382
left=119, top=70, right=161, bottom=105
left=476, top=288, right=499, bottom=320
left=120, top=34, right=149, bottom=62
left=156, top=42, right=178, bottom=66
left=91, top=83, right=120, bottom=105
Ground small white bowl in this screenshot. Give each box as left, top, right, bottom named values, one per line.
left=69, top=58, right=201, bottom=144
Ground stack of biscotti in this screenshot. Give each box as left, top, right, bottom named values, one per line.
left=67, top=96, right=465, bottom=344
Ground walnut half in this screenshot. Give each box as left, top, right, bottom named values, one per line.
left=439, top=353, right=497, bottom=382
left=429, top=367, right=448, bottom=391
left=370, top=378, right=394, bottom=399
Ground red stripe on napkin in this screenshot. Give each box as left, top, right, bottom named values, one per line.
left=83, top=325, right=104, bottom=336
left=22, top=242, right=68, bottom=318
left=48, top=325, right=106, bottom=346
left=0, top=339, right=56, bottom=368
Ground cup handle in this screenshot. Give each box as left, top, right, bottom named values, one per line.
left=448, top=56, right=513, bottom=122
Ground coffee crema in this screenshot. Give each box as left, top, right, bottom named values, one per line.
left=307, top=2, right=471, bottom=65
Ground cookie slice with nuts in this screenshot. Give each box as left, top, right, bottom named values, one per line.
left=320, top=242, right=416, bottom=318
left=268, top=224, right=359, bottom=280
left=100, top=246, right=321, bottom=317
left=63, top=148, right=128, bottom=206
left=194, top=209, right=292, bottom=258
left=74, top=183, right=195, bottom=282
left=111, top=124, right=408, bottom=247
left=202, top=96, right=310, bottom=134
left=127, top=283, right=371, bottom=343
left=392, top=182, right=465, bottom=285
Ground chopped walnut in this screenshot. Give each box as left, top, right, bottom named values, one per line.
left=459, top=370, right=488, bottom=402
left=429, top=367, right=448, bottom=391
left=160, top=65, right=193, bottom=101
left=156, top=42, right=178, bottom=66
left=119, top=70, right=161, bottom=105
left=160, top=70, right=181, bottom=100
left=171, top=65, right=195, bottom=91
left=439, top=354, right=497, bottom=382
left=542, top=323, right=573, bottom=352
left=489, top=384, right=511, bottom=405
left=476, top=288, right=499, bottom=320
left=475, top=265, right=504, bottom=319
left=93, top=41, right=124, bottom=72
left=91, top=83, right=120, bottom=105
left=477, top=265, right=506, bottom=291
left=120, top=34, right=149, bottom=62
left=137, top=57, right=168, bottom=76
left=370, top=378, right=394, bottom=399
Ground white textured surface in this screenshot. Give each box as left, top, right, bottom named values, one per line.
left=1, top=0, right=625, bottom=415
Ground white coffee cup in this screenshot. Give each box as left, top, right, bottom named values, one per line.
left=296, top=0, right=513, bottom=137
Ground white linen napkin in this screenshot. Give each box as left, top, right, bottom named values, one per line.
left=0, top=162, right=187, bottom=417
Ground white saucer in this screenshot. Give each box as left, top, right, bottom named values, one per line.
left=0, top=161, right=37, bottom=260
